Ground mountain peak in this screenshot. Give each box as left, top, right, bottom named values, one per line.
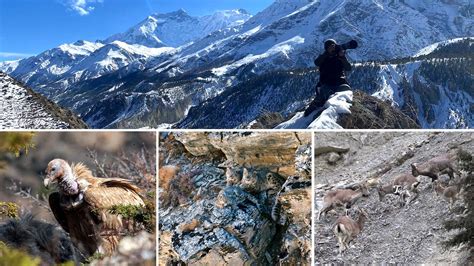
left=165, top=8, right=189, bottom=17
left=106, top=9, right=252, bottom=47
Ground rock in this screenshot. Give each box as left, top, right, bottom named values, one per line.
left=175, top=132, right=310, bottom=176
left=247, top=112, right=286, bottom=129
left=173, top=132, right=223, bottom=157
left=314, top=145, right=350, bottom=156
left=117, top=231, right=155, bottom=257
left=295, top=144, right=312, bottom=178
left=327, top=152, right=342, bottom=164
left=159, top=132, right=312, bottom=265
left=92, top=231, right=155, bottom=265
left=338, top=91, right=420, bottom=129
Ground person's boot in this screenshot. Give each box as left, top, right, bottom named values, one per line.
left=304, top=98, right=324, bottom=117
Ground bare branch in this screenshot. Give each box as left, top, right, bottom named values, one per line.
left=7, top=179, right=51, bottom=212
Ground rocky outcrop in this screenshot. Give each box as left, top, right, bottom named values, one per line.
left=251, top=90, right=421, bottom=130
left=174, top=132, right=310, bottom=176
left=338, top=91, right=420, bottom=129
left=159, top=132, right=311, bottom=265
left=314, top=132, right=473, bottom=264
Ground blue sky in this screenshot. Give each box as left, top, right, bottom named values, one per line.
left=0, top=0, right=273, bottom=62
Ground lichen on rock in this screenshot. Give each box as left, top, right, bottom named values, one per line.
left=159, top=132, right=312, bottom=265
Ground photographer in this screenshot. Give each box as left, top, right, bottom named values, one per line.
left=304, top=39, right=354, bottom=116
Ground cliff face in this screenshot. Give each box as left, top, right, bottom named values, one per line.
left=314, top=132, right=473, bottom=264
left=159, top=132, right=311, bottom=265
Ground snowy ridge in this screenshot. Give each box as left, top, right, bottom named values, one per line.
left=65, top=41, right=175, bottom=80
left=58, top=40, right=104, bottom=56
left=105, top=9, right=252, bottom=47
left=309, top=91, right=352, bottom=129
left=368, top=58, right=472, bottom=128
left=414, top=37, right=473, bottom=57
left=0, top=73, right=71, bottom=129
left=275, top=91, right=353, bottom=129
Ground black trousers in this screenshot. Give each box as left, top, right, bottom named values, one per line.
left=304, top=84, right=351, bottom=116
left=316, top=84, right=351, bottom=105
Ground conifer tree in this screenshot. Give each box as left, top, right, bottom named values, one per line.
left=444, top=149, right=473, bottom=257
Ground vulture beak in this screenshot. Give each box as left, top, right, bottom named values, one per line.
left=44, top=178, right=51, bottom=188
left=44, top=175, right=56, bottom=188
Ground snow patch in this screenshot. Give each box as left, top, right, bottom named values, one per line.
left=0, top=73, right=71, bottom=129
left=212, top=36, right=305, bottom=76
left=309, top=91, right=352, bottom=129
left=414, top=37, right=471, bottom=57
left=275, top=91, right=353, bottom=129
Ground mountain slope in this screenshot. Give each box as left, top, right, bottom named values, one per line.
left=161, top=0, right=473, bottom=76
left=0, top=72, right=87, bottom=129
left=314, top=132, right=473, bottom=264
left=175, top=39, right=472, bottom=129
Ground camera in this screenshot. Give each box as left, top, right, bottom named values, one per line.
left=335, top=40, right=358, bottom=53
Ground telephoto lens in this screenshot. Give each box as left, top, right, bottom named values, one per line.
left=336, top=40, right=358, bottom=53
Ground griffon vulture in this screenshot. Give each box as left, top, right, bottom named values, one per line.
left=44, top=158, right=145, bottom=258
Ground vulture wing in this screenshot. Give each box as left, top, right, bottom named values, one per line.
left=48, top=192, right=70, bottom=233
left=82, top=178, right=146, bottom=254
left=83, top=178, right=145, bottom=209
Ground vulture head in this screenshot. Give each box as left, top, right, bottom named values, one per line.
left=45, top=159, right=80, bottom=198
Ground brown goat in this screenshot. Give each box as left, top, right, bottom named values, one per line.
left=318, top=182, right=369, bottom=220
left=411, top=154, right=458, bottom=182
left=434, top=181, right=460, bottom=210
left=377, top=174, right=420, bottom=205
left=333, top=208, right=368, bottom=254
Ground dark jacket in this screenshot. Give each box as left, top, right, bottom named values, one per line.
left=314, top=52, right=352, bottom=86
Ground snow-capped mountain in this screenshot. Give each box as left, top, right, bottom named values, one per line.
left=173, top=0, right=472, bottom=74
left=0, top=0, right=472, bottom=129
left=0, top=72, right=87, bottom=129
left=3, top=40, right=103, bottom=85
left=0, top=9, right=249, bottom=100
left=105, top=9, right=252, bottom=47
left=413, top=37, right=473, bottom=57
left=177, top=38, right=472, bottom=129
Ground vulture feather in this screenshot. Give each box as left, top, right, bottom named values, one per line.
left=44, top=158, right=145, bottom=258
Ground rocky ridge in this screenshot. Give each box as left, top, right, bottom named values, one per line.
left=0, top=72, right=88, bottom=129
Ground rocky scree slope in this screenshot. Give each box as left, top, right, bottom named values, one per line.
left=314, top=132, right=473, bottom=264
left=0, top=72, right=87, bottom=129
left=159, top=132, right=312, bottom=265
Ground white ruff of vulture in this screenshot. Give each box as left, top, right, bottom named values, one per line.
left=44, top=158, right=145, bottom=258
